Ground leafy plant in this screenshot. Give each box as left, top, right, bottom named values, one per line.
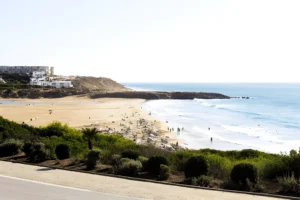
left=184, top=156, right=209, bottom=179
left=146, top=156, right=169, bottom=175
left=28, top=142, right=51, bottom=163
left=230, top=163, right=258, bottom=184
left=82, top=128, right=98, bottom=150
left=0, top=139, right=23, bottom=157
left=86, top=150, right=101, bottom=170
left=159, top=164, right=170, bottom=180
left=121, top=149, right=140, bottom=160
left=117, top=159, right=142, bottom=176
left=191, top=175, right=213, bottom=187
left=55, top=144, right=70, bottom=159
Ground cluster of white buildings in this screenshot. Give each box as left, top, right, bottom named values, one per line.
left=0, top=66, right=54, bottom=75
left=0, top=66, right=73, bottom=88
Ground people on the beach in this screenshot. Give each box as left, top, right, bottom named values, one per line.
left=211, top=137, right=213, bottom=143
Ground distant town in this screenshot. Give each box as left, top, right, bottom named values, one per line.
left=0, top=66, right=73, bottom=88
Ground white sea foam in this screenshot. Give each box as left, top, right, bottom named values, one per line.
left=142, top=94, right=300, bottom=153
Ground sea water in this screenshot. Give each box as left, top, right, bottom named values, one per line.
left=124, top=83, right=300, bottom=153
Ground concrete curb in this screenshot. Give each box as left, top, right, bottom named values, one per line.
left=0, top=158, right=299, bottom=200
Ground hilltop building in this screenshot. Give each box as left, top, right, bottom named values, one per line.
left=0, top=66, right=54, bottom=75
left=0, top=65, right=72, bottom=88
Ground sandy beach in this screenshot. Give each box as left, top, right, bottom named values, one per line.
left=0, top=97, right=181, bottom=149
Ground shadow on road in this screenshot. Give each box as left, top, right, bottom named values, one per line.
left=37, top=167, right=55, bottom=171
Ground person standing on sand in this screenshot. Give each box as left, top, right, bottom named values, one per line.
left=211, top=137, right=213, bottom=143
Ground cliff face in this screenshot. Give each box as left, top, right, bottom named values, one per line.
left=90, top=91, right=230, bottom=100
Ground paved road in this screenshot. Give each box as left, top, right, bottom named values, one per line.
left=0, top=161, right=289, bottom=200
left=0, top=175, right=143, bottom=200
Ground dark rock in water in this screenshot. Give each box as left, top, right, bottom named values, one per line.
left=231, top=96, right=250, bottom=99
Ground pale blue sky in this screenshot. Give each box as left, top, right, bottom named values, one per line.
left=0, top=0, right=299, bottom=82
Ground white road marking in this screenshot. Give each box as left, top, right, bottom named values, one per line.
left=0, top=174, right=148, bottom=200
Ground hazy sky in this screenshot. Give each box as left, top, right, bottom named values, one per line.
left=0, top=0, right=299, bottom=82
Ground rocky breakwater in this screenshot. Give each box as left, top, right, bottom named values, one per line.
left=90, top=91, right=230, bottom=100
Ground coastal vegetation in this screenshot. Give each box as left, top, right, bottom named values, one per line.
left=0, top=116, right=300, bottom=197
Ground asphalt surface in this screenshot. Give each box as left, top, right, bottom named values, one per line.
left=0, top=175, right=144, bottom=200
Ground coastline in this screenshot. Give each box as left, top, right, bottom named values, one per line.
left=0, top=97, right=182, bottom=150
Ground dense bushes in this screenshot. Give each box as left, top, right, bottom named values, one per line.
left=138, top=156, right=149, bottom=170
left=0, top=117, right=37, bottom=140
left=146, top=156, right=169, bottom=175
left=239, top=149, right=260, bottom=159
left=86, top=150, right=101, bottom=170
left=278, top=174, right=300, bottom=196
left=230, top=163, right=258, bottom=184
left=28, top=142, right=51, bottom=163
left=184, top=156, right=209, bottom=179
left=55, top=144, right=70, bottom=159
left=191, top=175, right=213, bottom=187
left=4, top=117, right=300, bottom=196
left=0, top=139, right=23, bottom=157
left=22, top=141, right=33, bottom=157
left=40, top=122, right=71, bottom=137
left=117, top=159, right=142, bottom=176
left=121, top=149, right=140, bottom=160
left=159, top=164, right=170, bottom=180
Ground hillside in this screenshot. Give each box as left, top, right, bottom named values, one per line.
left=71, top=76, right=130, bottom=92
left=0, top=76, right=132, bottom=98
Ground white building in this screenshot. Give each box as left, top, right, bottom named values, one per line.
left=30, top=75, right=73, bottom=88
left=0, top=66, right=54, bottom=75
left=50, top=81, right=73, bottom=88
left=32, top=71, right=46, bottom=78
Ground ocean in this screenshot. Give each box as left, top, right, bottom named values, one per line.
left=124, top=83, right=300, bottom=153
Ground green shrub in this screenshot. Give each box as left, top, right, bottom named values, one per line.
left=0, top=116, right=36, bottom=140
left=0, top=139, right=23, bottom=157
left=239, top=149, right=260, bottom=159
left=278, top=173, right=300, bottom=196
left=121, top=149, right=140, bottom=160
left=222, top=179, right=241, bottom=190
left=261, top=157, right=289, bottom=179
left=191, top=175, right=213, bottom=187
left=28, top=142, right=51, bottom=163
left=55, top=144, right=70, bottom=159
left=159, top=164, right=170, bottom=180
left=205, top=154, right=232, bottom=180
left=111, top=154, right=122, bottom=166
left=146, top=156, right=169, bottom=175
left=86, top=150, right=101, bottom=170
left=41, top=122, right=69, bottom=137
left=289, top=154, right=300, bottom=178
left=230, top=163, right=258, bottom=184
left=137, top=156, right=149, bottom=170
left=184, top=156, right=209, bottom=179
left=117, top=159, right=142, bottom=176
left=22, top=141, right=33, bottom=157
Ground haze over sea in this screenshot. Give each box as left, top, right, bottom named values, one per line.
left=124, top=83, right=300, bottom=154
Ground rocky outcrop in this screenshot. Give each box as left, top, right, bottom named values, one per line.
left=0, top=89, right=230, bottom=100
left=90, top=91, right=230, bottom=100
